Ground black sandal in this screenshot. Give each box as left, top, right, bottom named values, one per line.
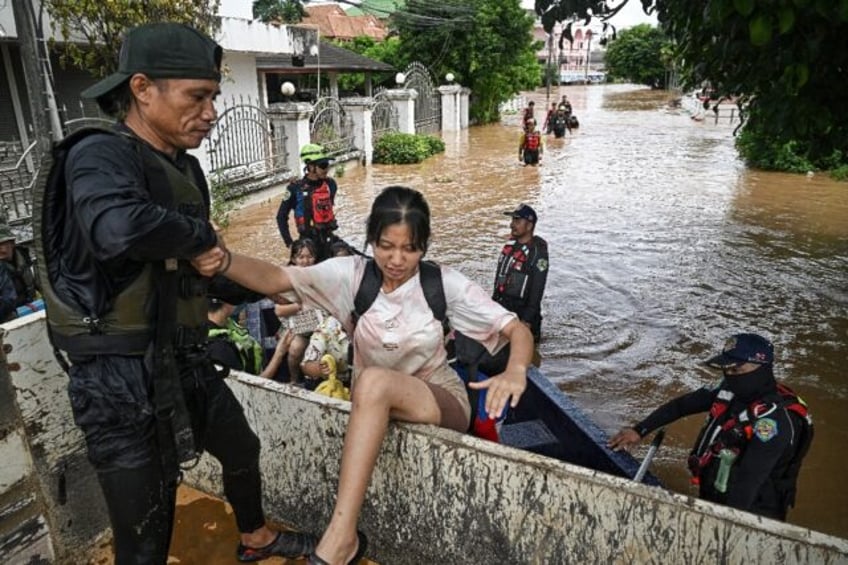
left=307, top=530, right=368, bottom=565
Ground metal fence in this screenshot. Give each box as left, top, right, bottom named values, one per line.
left=404, top=62, right=441, bottom=134
left=310, top=97, right=355, bottom=156
left=370, top=91, right=399, bottom=141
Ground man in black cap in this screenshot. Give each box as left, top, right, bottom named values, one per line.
left=479, top=204, right=548, bottom=375
left=609, top=333, right=813, bottom=521
left=39, top=23, right=314, bottom=562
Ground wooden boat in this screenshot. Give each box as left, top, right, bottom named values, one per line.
left=3, top=313, right=848, bottom=564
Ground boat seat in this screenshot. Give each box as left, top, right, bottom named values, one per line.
left=500, top=419, right=560, bottom=456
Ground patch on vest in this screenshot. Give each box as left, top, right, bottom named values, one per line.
left=753, top=417, right=778, bottom=442
left=537, top=258, right=548, bottom=272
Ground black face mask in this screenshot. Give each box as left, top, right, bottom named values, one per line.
left=721, top=364, right=776, bottom=403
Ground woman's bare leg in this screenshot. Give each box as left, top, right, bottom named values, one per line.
left=311, top=367, right=453, bottom=564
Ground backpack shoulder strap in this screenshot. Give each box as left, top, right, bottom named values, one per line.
left=419, top=260, right=446, bottom=324
left=352, top=258, right=382, bottom=326
left=352, top=259, right=447, bottom=325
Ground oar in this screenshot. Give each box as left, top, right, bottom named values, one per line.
left=633, top=428, right=666, bottom=483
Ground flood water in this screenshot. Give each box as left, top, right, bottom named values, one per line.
left=224, top=84, right=848, bottom=540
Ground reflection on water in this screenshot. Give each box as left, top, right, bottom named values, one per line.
left=226, top=84, right=848, bottom=539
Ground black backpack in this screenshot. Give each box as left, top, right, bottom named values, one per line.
left=352, top=259, right=492, bottom=429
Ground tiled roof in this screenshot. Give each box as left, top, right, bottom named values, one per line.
left=303, top=5, right=388, bottom=40
left=345, top=0, right=405, bottom=18
left=255, top=40, right=394, bottom=72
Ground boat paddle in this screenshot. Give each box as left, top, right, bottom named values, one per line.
left=633, top=428, right=666, bottom=483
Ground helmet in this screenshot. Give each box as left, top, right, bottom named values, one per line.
left=300, top=143, right=328, bottom=163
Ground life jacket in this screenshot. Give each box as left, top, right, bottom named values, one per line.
left=494, top=240, right=543, bottom=302
left=208, top=318, right=263, bottom=375
left=33, top=128, right=211, bottom=356
left=352, top=259, right=499, bottom=440
left=295, top=178, right=336, bottom=232
left=524, top=131, right=541, bottom=151
left=687, top=383, right=813, bottom=491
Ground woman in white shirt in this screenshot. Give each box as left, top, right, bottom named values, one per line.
left=195, top=186, right=533, bottom=565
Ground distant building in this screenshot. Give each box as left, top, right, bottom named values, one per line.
left=303, top=4, right=388, bottom=41
left=533, top=19, right=607, bottom=84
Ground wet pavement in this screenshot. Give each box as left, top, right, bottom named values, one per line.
left=222, top=83, right=848, bottom=540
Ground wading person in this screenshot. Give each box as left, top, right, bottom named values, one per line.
left=0, top=221, right=38, bottom=311
left=518, top=118, right=543, bottom=166
left=193, top=185, right=534, bottom=565
left=37, top=23, right=314, bottom=563
left=608, top=333, right=813, bottom=521
left=277, top=144, right=341, bottom=261
left=479, top=204, right=548, bottom=375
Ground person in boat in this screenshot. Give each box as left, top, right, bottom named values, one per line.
left=518, top=118, right=544, bottom=166
left=0, top=222, right=38, bottom=312
left=207, top=297, right=291, bottom=379
left=609, top=333, right=813, bottom=521
left=478, top=204, right=548, bottom=376
left=192, top=185, right=534, bottom=565
left=277, top=144, right=342, bottom=261
left=274, top=238, right=323, bottom=384
left=45, top=23, right=316, bottom=563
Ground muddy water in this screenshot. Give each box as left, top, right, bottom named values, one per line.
left=224, top=84, right=848, bottom=540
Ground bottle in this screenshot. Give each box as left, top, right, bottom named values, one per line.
left=713, top=448, right=737, bottom=493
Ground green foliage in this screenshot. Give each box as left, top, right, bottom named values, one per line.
left=331, top=37, right=405, bottom=93
left=830, top=165, right=848, bottom=182
left=393, top=0, right=540, bottom=124
left=604, top=24, right=671, bottom=88
left=373, top=133, right=445, bottom=164
left=44, top=1, right=220, bottom=78
left=252, top=0, right=305, bottom=24
left=209, top=179, right=241, bottom=228
left=535, top=0, right=848, bottom=172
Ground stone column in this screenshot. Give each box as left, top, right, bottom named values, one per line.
left=438, top=84, right=462, bottom=132
left=460, top=87, right=472, bottom=129
left=266, top=102, right=314, bottom=175
left=341, top=97, right=374, bottom=165
left=383, top=89, right=418, bottom=134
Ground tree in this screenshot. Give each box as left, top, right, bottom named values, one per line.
left=393, top=0, right=540, bottom=123
left=534, top=0, right=848, bottom=172
left=44, top=1, right=221, bottom=78
left=253, top=0, right=306, bottom=24
left=604, top=24, right=669, bottom=88
left=331, top=36, right=405, bottom=93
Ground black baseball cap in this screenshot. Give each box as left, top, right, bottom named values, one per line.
left=705, top=333, right=774, bottom=368
left=81, top=23, right=223, bottom=101
left=504, top=203, right=538, bottom=224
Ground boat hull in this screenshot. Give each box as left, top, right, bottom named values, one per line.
left=2, top=314, right=847, bottom=564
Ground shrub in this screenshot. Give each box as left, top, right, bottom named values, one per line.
left=373, top=132, right=445, bottom=164
left=830, top=165, right=848, bottom=182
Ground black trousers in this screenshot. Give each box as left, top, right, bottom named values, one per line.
left=68, top=355, right=264, bottom=564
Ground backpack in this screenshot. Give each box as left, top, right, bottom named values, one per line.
left=352, top=259, right=502, bottom=439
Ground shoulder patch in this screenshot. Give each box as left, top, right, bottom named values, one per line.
left=281, top=188, right=291, bottom=201
left=536, top=258, right=548, bottom=272
left=753, top=417, right=778, bottom=442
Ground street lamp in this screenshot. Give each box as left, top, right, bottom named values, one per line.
left=395, top=72, right=406, bottom=86
left=445, top=72, right=455, bottom=84
left=280, top=81, right=295, bottom=100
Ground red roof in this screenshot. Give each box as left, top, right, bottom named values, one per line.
left=303, top=5, right=388, bottom=41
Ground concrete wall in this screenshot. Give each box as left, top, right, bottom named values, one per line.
left=0, top=314, right=110, bottom=564
left=3, top=314, right=847, bottom=564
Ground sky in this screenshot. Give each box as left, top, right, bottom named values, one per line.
left=521, top=0, right=658, bottom=30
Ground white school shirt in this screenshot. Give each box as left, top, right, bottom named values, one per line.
left=285, top=256, right=515, bottom=380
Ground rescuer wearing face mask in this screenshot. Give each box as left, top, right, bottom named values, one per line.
left=608, top=333, right=814, bottom=521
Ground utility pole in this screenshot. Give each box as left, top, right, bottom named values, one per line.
left=545, top=33, right=553, bottom=106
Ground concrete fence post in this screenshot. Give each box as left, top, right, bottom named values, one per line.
left=460, top=87, right=471, bottom=128
left=438, top=84, right=462, bottom=132
left=382, top=89, right=418, bottom=135
left=341, top=97, right=374, bottom=165
left=267, top=102, right=314, bottom=175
